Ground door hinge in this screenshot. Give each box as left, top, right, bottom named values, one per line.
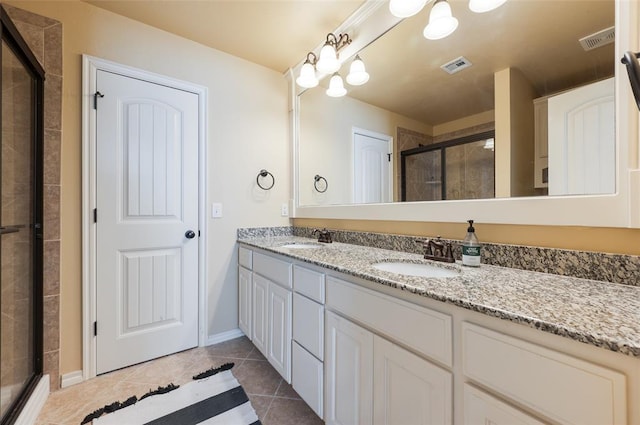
left=387, top=153, right=392, bottom=162
left=93, top=208, right=97, bottom=223
left=93, top=91, right=104, bottom=110
left=93, top=321, right=97, bottom=336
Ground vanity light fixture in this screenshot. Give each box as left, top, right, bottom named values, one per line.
left=296, top=52, right=319, bottom=88
left=469, top=0, right=508, bottom=13
left=316, top=33, right=352, bottom=74
left=296, top=32, right=371, bottom=96
left=423, top=0, right=459, bottom=40
left=389, top=0, right=507, bottom=41
left=346, top=55, right=370, bottom=86
left=326, top=72, right=347, bottom=97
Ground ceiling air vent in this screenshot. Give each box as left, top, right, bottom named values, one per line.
left=579, top=26, right=615, bottom=51
left=440, top=56, right=472, bottom=75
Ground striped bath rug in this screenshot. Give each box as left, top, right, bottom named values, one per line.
left=84, top=364, right=261, bottom=424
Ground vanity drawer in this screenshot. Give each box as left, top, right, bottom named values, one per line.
left=462, top=322, right=627, bottom=425
left=292, top=341, right=323, bottom=418
left=463, top=384, right=545, bottom=425
left=253, top=252, right=292, bottom=289
left=293, top=293, right=324, bottom=360
left=326, top=276, right=452, bottom=367
left=293, top=265, right=325, bottom=303
left=238, top=246, right=252, bottom=269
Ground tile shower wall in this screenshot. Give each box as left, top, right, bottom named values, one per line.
left=4, top=4, right=63, bottom=392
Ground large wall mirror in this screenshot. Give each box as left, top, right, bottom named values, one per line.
left=292, top=0, right=639, bottom=227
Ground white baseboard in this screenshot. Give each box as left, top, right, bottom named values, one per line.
left=60, top=370, right=84, bottom=388
left=15, top=374, right=49, bottom=425
left=206, top=328, right=244, bottom=346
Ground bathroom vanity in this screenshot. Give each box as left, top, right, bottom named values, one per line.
left=237, top=235, right=640, bottom=425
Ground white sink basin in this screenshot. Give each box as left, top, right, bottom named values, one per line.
left=372, top=261, right=459, bottom=278
left=280, top=242, right=323, bottom=249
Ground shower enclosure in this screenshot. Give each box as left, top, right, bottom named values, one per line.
left=0, top=6, right=44, bottom=424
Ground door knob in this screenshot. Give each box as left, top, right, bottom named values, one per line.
left=185, top=230, right=196, bottom=239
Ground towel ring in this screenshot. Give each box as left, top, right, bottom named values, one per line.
left=256, top=169, right=275, bottom=190
left=314, top=175, right=328, bottom=193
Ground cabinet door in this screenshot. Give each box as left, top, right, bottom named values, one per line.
left=373, top=336, right=452, bottom=425
left=267, top=281, right=292, bottom=382
left=238, top=266, right=252, bottom=338
left=464, top=384, right=545, bottom=425
left=325, top=311, right=373, bottom=425
left=252, top=273, right=269, bottom=356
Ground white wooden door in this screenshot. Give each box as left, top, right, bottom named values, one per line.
left=95, top=70, right=199, bottom=374
left=238, top=266, right=252, bottom=338
left=353, top=130, right=392, bottom=203
left=325, top=311, right=374, bottom=425
left=373, top=336, right=452, bottom=425
left=267, top=281, right=292, bottom=382
left=252, top=273, right=269, bottom=356
left=547, top=77, right=615, bottom=195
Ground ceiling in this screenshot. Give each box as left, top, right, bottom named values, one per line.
left=84, top=0, right=365, bottom=73
left=84, top=0, right=615, bottom=126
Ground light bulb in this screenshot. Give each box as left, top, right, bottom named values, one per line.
left=316, top=43, right=340, bottom=74
left=295, top=61, right=319, bottom=88
left=469, top=0, right=507, bottom=13
left=326, top=73, right=347, bottom=97
left=346, top=55, right=370, bottom=86
left=423, top=0, right=458, bottom=40
left=389, top=0, right=428, bottom=18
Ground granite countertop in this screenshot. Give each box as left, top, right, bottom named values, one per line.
left=238, top=235, right=640, bottom=358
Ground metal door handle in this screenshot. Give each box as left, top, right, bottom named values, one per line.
left=185, top=230, right=196, bottom=239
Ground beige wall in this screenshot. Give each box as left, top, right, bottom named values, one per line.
left=298, top=88, right=431, bottom=205
left=432, top=110, right=494, bottom=137
left=8, top=0, right=290, bottom=376
left=495, top=67, right=537, bottom=197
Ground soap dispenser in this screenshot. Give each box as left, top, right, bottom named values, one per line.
left=462, top=220, right=481, bottom=267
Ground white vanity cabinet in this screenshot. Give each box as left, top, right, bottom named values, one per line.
left=239, top=243, right=637, bottom=424
left=238, top=247, right=253, bottom=338
left=325, top=276, right=453, bottom=425
left=240, top=247, right=294, bottom=382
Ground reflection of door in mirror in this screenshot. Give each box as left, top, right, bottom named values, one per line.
left=401, top=132, right=495, bottom=201
left=547, top=78, right=615, bottom=195
left=353, top=128, right=392, bottom=204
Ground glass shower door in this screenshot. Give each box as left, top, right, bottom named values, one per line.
left=0, top=36, right=42, bottom=423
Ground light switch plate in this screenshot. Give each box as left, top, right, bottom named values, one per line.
left=212, top=203, right=223, bottom=218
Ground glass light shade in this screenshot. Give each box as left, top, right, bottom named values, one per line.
left=346, top=56, right=370, bottom=86
left=423, top=0, right=459, bottom=40
left=295, top=61, right=319, bottom=88
left=326, top=73, right=347, bottom=97
left=469, top=0, right=507, bottom=13
left=316, top=43, right=340, bottom=74
left=389, top=0, right=428, bottom=18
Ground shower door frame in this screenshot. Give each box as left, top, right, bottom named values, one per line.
left=0, top=5, right=45, bottom=425
left=400, top=130, right=496, bottom=202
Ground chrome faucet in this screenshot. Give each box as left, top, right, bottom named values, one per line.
left=314, top=228, right=333, bottom=243
left=418, top=236, right=455, bottom=263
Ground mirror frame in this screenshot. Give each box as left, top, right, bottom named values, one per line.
left=288, top=0, right=640, bottom=228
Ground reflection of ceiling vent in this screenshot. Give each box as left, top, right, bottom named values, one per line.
left=440, top=56, right=472, bottom=75
left=579, top=26, right=615, bottom=51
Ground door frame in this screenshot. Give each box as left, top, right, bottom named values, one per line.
left=81, top=55, right=208, bottom=380
left=351, top=127, right=393, bottom=203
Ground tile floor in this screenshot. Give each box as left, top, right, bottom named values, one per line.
left=35, top=336, right=324, bottom=425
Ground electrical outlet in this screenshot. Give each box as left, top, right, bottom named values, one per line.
left=212, top=203, right=223, bottom=218
left=281, top=203, right=289, bottom=217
